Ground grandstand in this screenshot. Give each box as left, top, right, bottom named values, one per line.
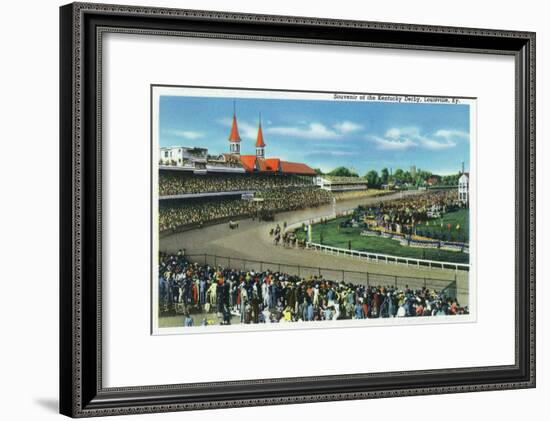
left=317, top=175, right=368, bottom=192
left=159, top=187, right=333, bottom=233
left=158, top=167, right=331, bottom=234
left=159, top=171, right=315, bottom=197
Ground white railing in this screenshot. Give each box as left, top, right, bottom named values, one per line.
left=306, top=242, right=470, bottom=271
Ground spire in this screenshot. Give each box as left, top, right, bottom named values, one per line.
left=255, top=113, right=265, bottom=148
left=228, top=102, right=241, bottom=143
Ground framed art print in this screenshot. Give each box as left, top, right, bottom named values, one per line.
left=60, top=2, right=535, bottom=417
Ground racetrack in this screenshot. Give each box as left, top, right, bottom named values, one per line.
left=160, top=190, right=469, bottom=306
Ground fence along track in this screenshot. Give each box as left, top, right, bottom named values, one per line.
left=183, top=254, right=468, bottom=302
left=306, top=242, right=470, bottom=272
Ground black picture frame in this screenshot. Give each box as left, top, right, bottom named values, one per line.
left=59, top=2, right=536, bottom=417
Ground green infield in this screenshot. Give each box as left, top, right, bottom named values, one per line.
left=415, top=209, right=469, bottom=242
left=298, top=215, right=469, bottom=264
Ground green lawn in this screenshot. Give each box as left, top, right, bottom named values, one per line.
left=302, top=216, right=469, bottom=264
left=415, top=209, right=469, bottom=242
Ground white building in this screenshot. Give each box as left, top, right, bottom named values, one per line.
left=458, top=172, right=469, bottom=203
left=316, top=176, right=368, bottom=192
left=159, top=146, right=208, bottom=167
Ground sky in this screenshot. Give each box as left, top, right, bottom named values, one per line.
left=158, top=94, right=471, bottom=176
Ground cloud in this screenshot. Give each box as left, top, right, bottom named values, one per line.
left=370, top=127, right=461, bottom=151
left=265, top=120, right=365, bottom=139
left=333, top=120, right=363, bottom=134
left=163, top=129, right=204, bottom=140
left=420, top=137, right=456, bottom=150
left=219, top=117, right=364, bottom=141
left=370, top=135, right=417, bottom=151
left=266, top=122, right=341, bottom=139
left=434, top=129, right=470, bottom=141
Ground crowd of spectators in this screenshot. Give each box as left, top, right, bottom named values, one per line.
left=254, top=187, right=332, bottom=212
left=159, top=198, right=255, bottom=231
left=159, top=187, right=333, bottom=232
left=158, top=253, right=468, bottom=326
left=362, top=190, right=466, bottom=235
left=159, top=172, right=314, bottom=196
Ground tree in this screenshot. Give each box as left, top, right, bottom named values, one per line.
left=393, top=168, right=405, bottom=183
left=380, top=167, right=389, bottom=185
left=328, top=166, right=359, bottom=177
left=439, top=173, right=460, bottom=186
left=365, top=170, right=380, bottom=188
left=314, top=168, right=324, bottom=175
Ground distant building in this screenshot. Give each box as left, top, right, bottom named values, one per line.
left=317, top=176, right=368, bottom=192
left=410, top=165, right=417, bottom=179
left=159, top=145, right=245, bottom=174
left=426, top=175, right=441, bottom=186
left=458, top=172, right=469, bottom=203
left=159, top=146, right=207, bottom=167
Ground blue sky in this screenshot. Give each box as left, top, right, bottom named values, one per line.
left=159, top=95, right=471, bottom=175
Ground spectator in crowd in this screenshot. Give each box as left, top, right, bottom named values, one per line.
left=158, top=253, right=468, bottom=326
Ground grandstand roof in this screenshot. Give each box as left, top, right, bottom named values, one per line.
left=255, top=121, right=266, bottom=148
left=238, top=156, right=315, bottom=175
left=280, top=161, right=316, bottom=175
left=239, top=155, right=257, bottom=171
left=262, top=158, right=280, bottom=172
left=228, top=113, right=241, bottom=142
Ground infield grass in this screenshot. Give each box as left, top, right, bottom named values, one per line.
left=299, top=214, right=469, bottom=264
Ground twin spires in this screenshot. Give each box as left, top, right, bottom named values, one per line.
left=228, top=106, right=266, bottom=158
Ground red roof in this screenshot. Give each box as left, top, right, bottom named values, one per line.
left=239, top=156, right=315, bottom=175
left=255, top=123, right=266, bottom=148
left=262, top=158, right=280, bottom=172
left=228, top=114, right=241, bottom=142
left=239, top=155, right=257, bottom=171
left=280, top=161, right=316, bottom=175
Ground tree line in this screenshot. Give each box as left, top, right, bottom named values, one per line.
left=314, top=166, right=462, bottom=188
